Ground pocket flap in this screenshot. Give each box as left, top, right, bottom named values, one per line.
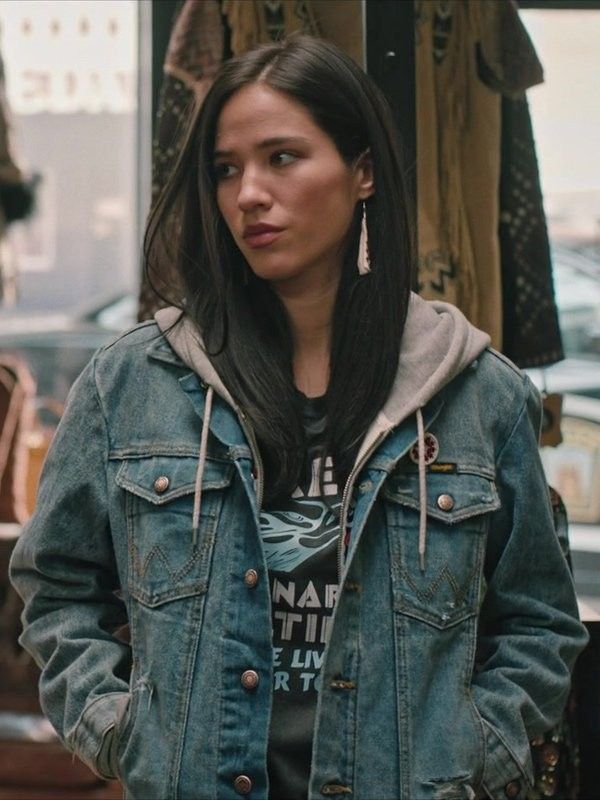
left=115, top=454, right=234, bottom=505
left=384, top=471, right=500, bottom=524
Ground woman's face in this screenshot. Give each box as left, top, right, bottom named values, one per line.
left=213, top=83, right=373, bottom=288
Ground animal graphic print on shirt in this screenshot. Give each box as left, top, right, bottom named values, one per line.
left=259, top=455, right=340, bottom=572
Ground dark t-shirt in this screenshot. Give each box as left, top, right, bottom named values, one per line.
left=259, top=395, right=341, bottom=800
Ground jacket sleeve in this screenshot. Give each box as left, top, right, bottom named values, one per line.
left=472, top=376, right=589, bottom=800
left=9, top=356, right=130, bottom=779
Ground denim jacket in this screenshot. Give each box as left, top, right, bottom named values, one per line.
left=9, top=296, right=588, bottom=800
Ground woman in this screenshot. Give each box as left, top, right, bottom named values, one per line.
left=10, top=35, right=587, bottom=800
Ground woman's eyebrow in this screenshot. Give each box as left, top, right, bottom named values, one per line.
left=213, top=136, right=311, bottom=159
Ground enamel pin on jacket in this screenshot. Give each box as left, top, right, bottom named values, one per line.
left=10, top=293, right=588, bottom=800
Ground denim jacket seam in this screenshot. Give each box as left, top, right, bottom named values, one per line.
left=480, top=717, right=533, bottom=788
left=69, top=690, right=126, bottom=751
left=98, top=319, right=159, bottom=354
left=494, top=388, right=528, bottom=466
left=90, top=355, right=111, bottom=495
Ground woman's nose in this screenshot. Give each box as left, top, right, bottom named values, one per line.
left=237, top=168, right=271, bottom=211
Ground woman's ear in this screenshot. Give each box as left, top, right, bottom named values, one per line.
left=355, top=148, right=375, bottom=200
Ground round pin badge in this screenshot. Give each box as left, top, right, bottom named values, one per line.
left=409, top=432, right=439, bottom=466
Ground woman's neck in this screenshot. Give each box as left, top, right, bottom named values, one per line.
left=272, top=271, right=338, bottom=398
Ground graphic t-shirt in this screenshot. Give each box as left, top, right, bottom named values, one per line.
left=259, top=395, right=341, bottom=800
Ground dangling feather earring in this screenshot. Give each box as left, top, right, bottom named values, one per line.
left=357, top=200, right=371, bottom=275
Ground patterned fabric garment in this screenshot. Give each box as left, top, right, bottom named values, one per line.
left=414, top=0, right=562, bottom=368
left=415, top=0, right=503, bottom=349
left=260, top=394, right=341, bottom=800
left=499, top=93, right=564, bottom=368
left=138, top=0, right=224, bottom=320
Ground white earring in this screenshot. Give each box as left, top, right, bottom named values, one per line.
left=357, top=201, right=371, bottom=275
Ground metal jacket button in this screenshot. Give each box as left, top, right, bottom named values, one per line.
left=234, top=775, right=252, bottom=795
left=437, top=493, right=455, bottom=511
left=153, top=476, right=170, bottom=493
left=504, top=780, right=521, bottom=799
left=244, top=569, right=259, bottom=588
left=542, top=742, right=560, bottom=767
left=321, top=784, right=353, bottom=796
left=241, top=670, right=259, bottom=690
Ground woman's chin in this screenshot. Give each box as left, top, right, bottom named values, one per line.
left=247, top=261, right=305, bottom=284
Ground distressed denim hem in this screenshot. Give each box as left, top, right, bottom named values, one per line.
left=72, top=691, right=130, bottom=780
left=480, top=718, right=532, bottom=800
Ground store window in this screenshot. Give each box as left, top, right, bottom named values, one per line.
left=520, top=7, right=600, bottom=601
left=0, top=0, right=140, bottom=400
left=521, top=8, right=600, bottom=364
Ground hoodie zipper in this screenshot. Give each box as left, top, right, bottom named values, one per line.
left=337, top=430, right=388, bottom=585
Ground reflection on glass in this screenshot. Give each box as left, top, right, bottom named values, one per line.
left=0, top=0, right=138, bottom=314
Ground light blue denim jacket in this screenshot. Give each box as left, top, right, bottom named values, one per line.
left=9, top=296, right=588, bottom=800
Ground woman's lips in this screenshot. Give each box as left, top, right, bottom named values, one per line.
left=243, top=229, right=283, bottom=248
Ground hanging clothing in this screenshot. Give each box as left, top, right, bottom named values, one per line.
left=474, top=0, right=563, bottom=368
left=138, top=0, right=225, bottom=320
left=415, top=0, right=561, bottom=367
left=499, top=94, right=564, bottom=368
left=222, top=0, right=319, bottom=56
left=415, top=0, right=502, bottom=348
left=309, top=1, right=364, bottom=66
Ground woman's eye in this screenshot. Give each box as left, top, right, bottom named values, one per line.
left=213, top=163, right=237, bottom=180
left=271, top=151, right=297, bottom=167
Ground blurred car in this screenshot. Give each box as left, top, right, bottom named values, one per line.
left=527, top=357, right=600, bottom=400
left=0, top=293, right=137, bottom=404
left=552, top=242, right=600, bottom=358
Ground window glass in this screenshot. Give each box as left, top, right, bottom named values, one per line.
left=521, top=9, right=600, bottom=363
left=0, top=0, right=139, bottom=311
left=521, top=9, right=600, bottom=606
left=0, top=0, right=139, bottom=402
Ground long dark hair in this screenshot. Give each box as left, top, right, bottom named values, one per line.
left=144, top=34, right=415, bottom=503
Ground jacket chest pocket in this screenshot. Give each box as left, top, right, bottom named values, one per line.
left=383, top=470, right=500, bottom=629
left=115, top=454, right=234, bottom=607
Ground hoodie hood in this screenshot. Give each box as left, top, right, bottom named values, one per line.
left=354, top=292, right=490, bottom=462
left=155, top=292, right=490, bottom=457
left=155, top=305, right=238, bottom=410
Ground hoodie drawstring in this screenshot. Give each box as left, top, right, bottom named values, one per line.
left=192, top=386, right=428, bottom=567
left=192, top=385, right=214, bottom=548
left=416, top=407, right=427, bottom=572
